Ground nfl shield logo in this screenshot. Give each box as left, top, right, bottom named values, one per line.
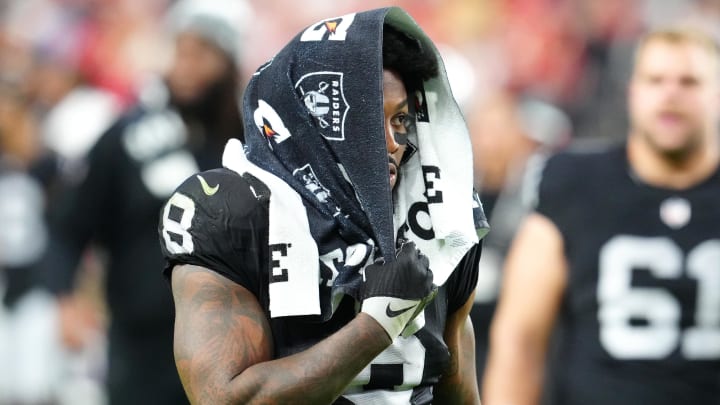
left=659, top=197, right=691, bottom=229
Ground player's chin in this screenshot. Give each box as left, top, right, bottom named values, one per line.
left=168, top=79, right=208, bottom=106
left=647, top=129, right=702, bottom=158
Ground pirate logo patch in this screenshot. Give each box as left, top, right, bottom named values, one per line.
left=293, top=164, right=332, bottom=205
left=295, top=72, right=349, bottom=141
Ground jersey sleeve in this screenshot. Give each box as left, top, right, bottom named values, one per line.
left=534, top=152, right=579, bottom=225
left=159, top=167, right=269, bottom=297
left=444, top=242, right=482, bottom=314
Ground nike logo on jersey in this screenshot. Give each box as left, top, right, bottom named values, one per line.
left=197, top=175, right=219, bottom=196
left=386, top=303, right=415, bottom=318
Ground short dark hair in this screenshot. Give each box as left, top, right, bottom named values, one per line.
left=382, top=24, right=439, bottom=91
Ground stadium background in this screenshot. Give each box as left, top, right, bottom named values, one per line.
left=0, top=0, right=717, bottom=403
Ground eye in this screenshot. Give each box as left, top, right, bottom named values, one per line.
left=680, top=76, right=699, bottom=88
left=390, top=112, right=409, bottom=129
left=389, top=112, right=415, bottom=147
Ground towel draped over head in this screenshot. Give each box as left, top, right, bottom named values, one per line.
left=222, top=7, right=489, bottom=319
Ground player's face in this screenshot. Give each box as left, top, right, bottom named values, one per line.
left=629, top=40, right=720, bottom=159
left=383, top=69, right=409, bottom=190
left=166, top=32, right=231, bottom=105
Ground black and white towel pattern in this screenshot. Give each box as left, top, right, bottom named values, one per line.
left=223, top=7, right=489, bottom=319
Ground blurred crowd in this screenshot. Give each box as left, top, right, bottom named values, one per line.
left=0, top=0, right=718, bottom=403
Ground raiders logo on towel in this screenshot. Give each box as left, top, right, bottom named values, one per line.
left=295, top=72, right=349, bottom=141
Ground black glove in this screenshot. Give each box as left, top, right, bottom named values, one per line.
left=360, top=242, right=438, bottom=339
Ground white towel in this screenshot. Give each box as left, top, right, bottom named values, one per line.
left=388, top=9, right=486, bottom=286
left=223, top=139, right=321, bottom=317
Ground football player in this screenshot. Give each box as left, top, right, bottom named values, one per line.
left=484, top=27, right=720, bottom=404
left=160, top=8, right=486, bottom=404
left=38, top=1, right=247, bottom=403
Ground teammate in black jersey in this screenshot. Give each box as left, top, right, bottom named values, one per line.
left=37, top=1, right=246, bottom=403
left=160, top=8, right=485, bottom=405
left=484, top=28, right=720, bottom=404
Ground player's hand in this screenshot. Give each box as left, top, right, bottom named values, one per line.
left=58, top=295, right=103, bottom=350
left=360, top=242, right=438, bottom=339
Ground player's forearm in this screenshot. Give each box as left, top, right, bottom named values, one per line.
left=433, top=349, right=481, bottom=404
left=173, top=265, right=393, bottom=405
left=220, top=313, right=390, bottom=405
left=483, top=337, right=545, bottom=405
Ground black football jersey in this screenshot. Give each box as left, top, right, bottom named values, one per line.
left=537, top=145, right=720, bottom=405
left=159, top=167, right=480, bottom=404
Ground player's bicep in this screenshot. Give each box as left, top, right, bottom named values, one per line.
left=435, top=291, right=481, bottom=404
left=492, top=212, right=567, bottom=345
left=170, top=264, right=272, bottom=402
left=444, top=290, right=476, bottom=370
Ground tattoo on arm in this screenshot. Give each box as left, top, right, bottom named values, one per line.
left=171, top=264, right=391, bottom=404
left=172, top=264, right=272, bottom=403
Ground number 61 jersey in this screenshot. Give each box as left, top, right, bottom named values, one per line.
left=537, top=145, right=720, bottom=405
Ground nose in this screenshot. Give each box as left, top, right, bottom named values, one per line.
left=385, top=123, right=400, bottom=153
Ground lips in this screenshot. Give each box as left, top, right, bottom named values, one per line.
left=388, top=163, right=397, bottom=184
left=388, top=157, right=398, bottom=187
left=657, top=110, right=685, bottom=124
